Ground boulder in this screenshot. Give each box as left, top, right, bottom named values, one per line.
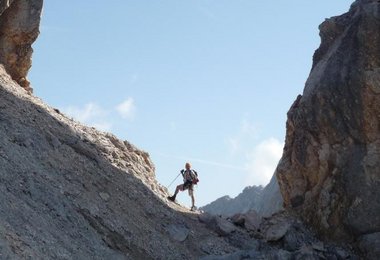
left=231, top=213, right=245, bottom=227
left=199, top=212, right=214, bottom=224
left=264, top=222, right=291, bottom=242
left=213, top=217, right=237, bottom=236
left=167, top=224, right=190, bottom=242
left=243, top=210, right=262, bottom=231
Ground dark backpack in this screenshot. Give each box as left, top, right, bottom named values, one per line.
left=181, top=169, right=199, bottom=185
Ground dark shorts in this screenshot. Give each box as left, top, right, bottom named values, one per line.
left=182, top=180, right=194, bottom=196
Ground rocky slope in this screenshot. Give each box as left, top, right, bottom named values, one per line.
left=0, top=65, right=246, bottom=259
left=275, top=0, right=380, bottom=258
left=0, top=0, right=43, bottom=92
left=0, top=66, right=358, bottom=259
left=201, top=175, right=283, bottom=217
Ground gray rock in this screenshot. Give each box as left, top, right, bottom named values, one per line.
left=199, top=214, right=237, bottom=237
left=275, top=0, right=380, bottom=250
left=265, top=222, right=290, bottom=242
left=244, top=210, right=262, bottom=231
left=293, top=245, right=320, bottom=260
left=0, top=0, right=43, bottom=92
left=167, top=224, right=190, bottom=242
left=358, top=232, right=380, bottom=259
left=200, top=248, right=292, bottom=260
left=199, top=212, right=214, bottom=224
left=231, top=214, right=245, bottom=227
left=99, top=192, right=110, bottom=201
left=213, top=217, right=237, bottom=236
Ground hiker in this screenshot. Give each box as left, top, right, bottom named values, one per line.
left=168, top=162, right=199, bottom=211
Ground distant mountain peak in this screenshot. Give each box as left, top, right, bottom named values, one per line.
left=201, top=175, right=282, bottom=217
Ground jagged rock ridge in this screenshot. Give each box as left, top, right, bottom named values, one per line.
left=201, top=174, right=283, bottom=217
left=201, top=186, right=263, bottom=217
left=0, top=0, right=43, bottom=92
left=275, top=0, right=380, bottom=258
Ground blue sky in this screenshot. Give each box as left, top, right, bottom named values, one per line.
left=29, top=1, right=353, bottom=207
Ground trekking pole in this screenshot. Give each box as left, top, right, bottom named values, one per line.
left=167, top=173, right=181, bottom=189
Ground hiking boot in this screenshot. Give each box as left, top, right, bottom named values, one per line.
left=190, top=206, right=197, bottom=211
left=168, top=195, right=176, bottom=202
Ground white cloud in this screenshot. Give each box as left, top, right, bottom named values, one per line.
left=244, top=138, right=283, bottom=186
left=64, top=103, right=112, bottom=131
left=116, top=97, right=136, bottom=120
left=227, top=118, right=258, bottom=155
left=226, top=118, right=283, bottom=186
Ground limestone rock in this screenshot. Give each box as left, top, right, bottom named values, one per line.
left=243, top=210, right=262, bottom=232
left=275, top=0, right=380, bottom=250
left=230, top=210, right=262, bottom=232
left=230, top=213, right=245, bottom=227
left=198, top=212, right=214, bottom=224
left=264, top=221, right=290, bottom=242
left=0, top=0, right=43, bottom=92
left=211, top=217, right=237, bottom=236
left=200, top=214, right=237, bottom=237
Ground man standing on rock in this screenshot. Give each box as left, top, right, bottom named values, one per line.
left=168, top=162, right=199, bottom=211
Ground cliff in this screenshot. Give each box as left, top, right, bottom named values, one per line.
left=276, top=0, right=380, bottom=257
left=0, top=0, right=43, bottom=92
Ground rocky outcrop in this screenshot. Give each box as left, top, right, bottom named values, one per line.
left=201, top=175, right=283, bottom=217
left=275, top=0, right=380, bottom=256
left=199, top=211, right=356, bottom=260
left=0, top=0, right=43, bottom=92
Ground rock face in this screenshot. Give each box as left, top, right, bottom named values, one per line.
left=275, top=0, right=380, bottom=253
left=201, top=175, right=283, bottom=217
left=0, top=0, right=43, bottom=92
